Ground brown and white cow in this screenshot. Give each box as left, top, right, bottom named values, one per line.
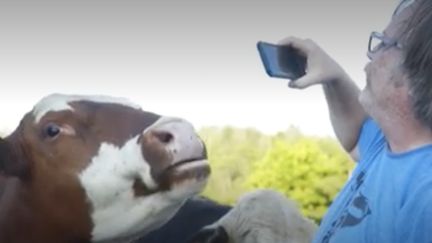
left=0, top=94, right=210, bottom=243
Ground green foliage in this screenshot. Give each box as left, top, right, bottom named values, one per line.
left=199, top=126, right=354, bottom=223
left=246, top=137, right=353, bottom=222
left=199, top=126, right=271, bottom=205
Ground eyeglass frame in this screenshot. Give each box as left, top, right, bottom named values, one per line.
left=367, top=31, right=403, bottom=59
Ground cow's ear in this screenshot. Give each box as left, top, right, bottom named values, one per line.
left=188, top=226, right=229, bottom=243
left=0, top=138, right=28, bottom=178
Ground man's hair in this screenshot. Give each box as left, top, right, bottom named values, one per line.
left=393, top=0, right=416, bottom=16
left=402, top=0, right=432, bottom=130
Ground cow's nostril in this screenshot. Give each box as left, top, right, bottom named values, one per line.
left=154, top=131, right=174, bottom=144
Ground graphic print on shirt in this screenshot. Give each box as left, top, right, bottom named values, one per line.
left=321, top=171, right=372, bottom=243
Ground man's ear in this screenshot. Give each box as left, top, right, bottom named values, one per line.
left=0, top=138, right=28, bottom=178
left=187, top=226, right=229, bottom=243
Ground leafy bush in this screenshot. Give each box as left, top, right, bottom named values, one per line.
left=199, top=126, right=354, bottom=223
left=199, top=126, right=271, bottom=205
left=246, top=137, right=353, bottom=222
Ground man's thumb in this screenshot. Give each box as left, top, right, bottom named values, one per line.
left=287, top=74, right=320, bottom=89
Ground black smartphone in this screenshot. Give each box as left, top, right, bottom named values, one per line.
left=257, top=41, right=306, bottom=80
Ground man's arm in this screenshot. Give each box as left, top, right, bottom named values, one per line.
left=323, top=74, right=367, bottom=161
left=278, top=37, right=367, bottom=161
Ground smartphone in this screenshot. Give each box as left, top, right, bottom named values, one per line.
left=257, top=41, right=306, bottom=80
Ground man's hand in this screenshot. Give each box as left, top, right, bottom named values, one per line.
left=279, top=37, right=348, bottom=89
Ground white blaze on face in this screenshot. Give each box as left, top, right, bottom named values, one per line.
left=32, top=93, right=141, bottom=123
left=79, top=118, right=208, bottom=243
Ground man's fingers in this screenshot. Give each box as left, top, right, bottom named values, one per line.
left=288, top=73, right=320, bottom=89
left=278, top=36, right=314, bottom=56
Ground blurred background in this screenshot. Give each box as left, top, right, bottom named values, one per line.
left=0, top=0, right=397, bottom=222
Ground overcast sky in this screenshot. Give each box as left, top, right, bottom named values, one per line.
left=0, top=0, right=397, bottom=136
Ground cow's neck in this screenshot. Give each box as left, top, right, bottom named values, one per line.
left=0, top=176, right=92, bottom=243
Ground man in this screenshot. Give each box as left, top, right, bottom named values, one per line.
left=279, top=0, right=432, bottom=242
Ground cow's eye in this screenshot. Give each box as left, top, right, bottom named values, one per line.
left=44, top=123, right=61, bottom=138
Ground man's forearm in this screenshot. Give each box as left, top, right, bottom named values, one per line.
left=323, top=73, right=368, bottom=154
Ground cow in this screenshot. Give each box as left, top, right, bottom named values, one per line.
left=187, top=189, right=317, bottom=243
left=0, top=93, right=210, bottom=243
left=137, top=196, right=232, bottom=243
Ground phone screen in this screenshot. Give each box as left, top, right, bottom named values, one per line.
left=257, top=41, right=306, bottom=80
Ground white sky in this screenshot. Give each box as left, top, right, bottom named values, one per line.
left=0, top=0, right=396, bottom=137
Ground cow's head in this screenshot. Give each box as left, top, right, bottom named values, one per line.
left=0, top=94, right=210, bottom=242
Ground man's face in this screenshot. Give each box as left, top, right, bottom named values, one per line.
left=359, top=2, right=417, bottom=118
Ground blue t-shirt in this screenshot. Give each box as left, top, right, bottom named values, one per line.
left=313, top=118, right=432, bottom=243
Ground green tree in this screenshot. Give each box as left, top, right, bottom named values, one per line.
left=246, top=137, right=354, bottom=222
left=199, top=126, right=271, bottom=205
left=198, top=126, right=354, bottom=222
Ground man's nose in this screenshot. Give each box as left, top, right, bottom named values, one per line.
left=367, top=53, right=372, bottom=61
left=364, top=61, right=372, bottom=74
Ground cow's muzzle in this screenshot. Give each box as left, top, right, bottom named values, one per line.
left=140, top=117, right=210, bottom=190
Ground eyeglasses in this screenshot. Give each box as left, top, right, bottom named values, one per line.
left=367, top=31, right=403, bottom=59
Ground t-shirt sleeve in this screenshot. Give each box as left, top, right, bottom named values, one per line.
left=357, top=118, right=385, bottom=162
